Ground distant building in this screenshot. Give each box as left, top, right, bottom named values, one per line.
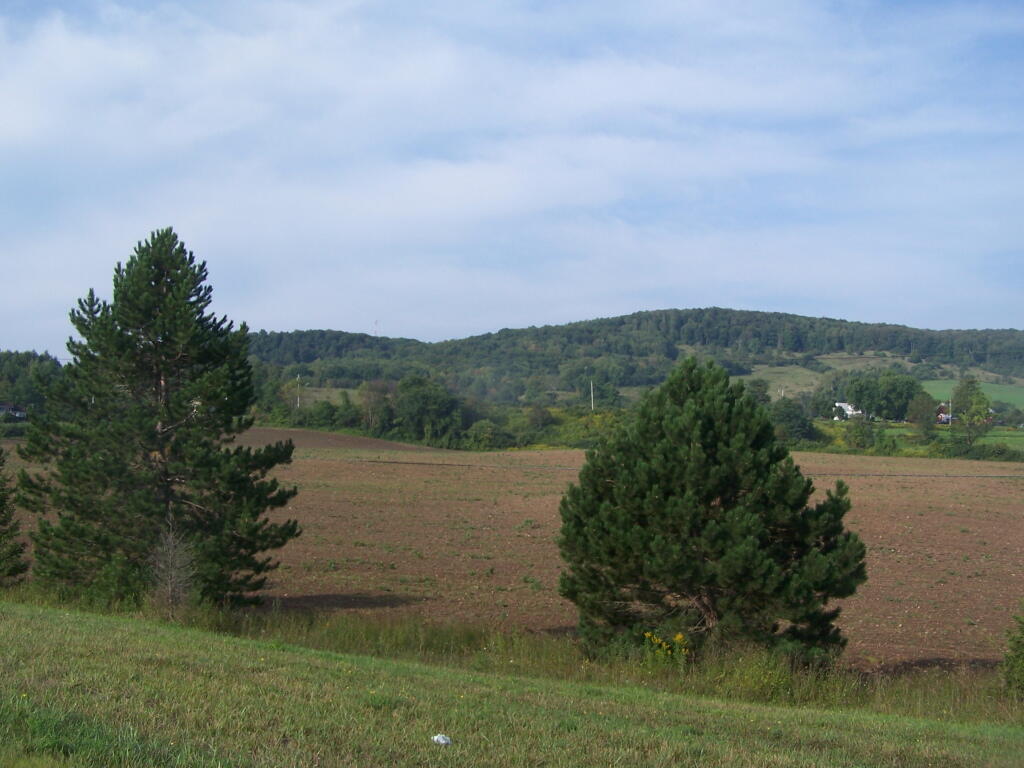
left=834, top=402, right=862, bottom=420
left=0, top=403, right=27, bottom=419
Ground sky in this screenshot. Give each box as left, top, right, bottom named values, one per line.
left=2, top=1, right=1023, bottom=356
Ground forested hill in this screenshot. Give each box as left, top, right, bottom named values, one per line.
left=246, top=308, right=1024, bottom=403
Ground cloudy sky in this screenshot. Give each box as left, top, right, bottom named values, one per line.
left=3, top=1, right=1023, bottom=355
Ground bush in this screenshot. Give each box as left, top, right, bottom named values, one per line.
left=1005, top=606, right=1024, bottom=698
left=462, top=419, right=514, bottom=450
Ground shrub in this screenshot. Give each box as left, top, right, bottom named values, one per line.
left=1005, top=606, right=1024, bottom=698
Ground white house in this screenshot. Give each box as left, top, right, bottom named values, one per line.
left=834, top=402, right=862, bottom=420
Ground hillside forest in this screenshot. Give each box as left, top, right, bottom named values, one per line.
left=5, top=307, right=1024, bottom=456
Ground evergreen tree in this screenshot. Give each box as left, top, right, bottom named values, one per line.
left=558, top=358, right=866, bottom=659
left=18, top=228, right=299, bottom=604
left=0, top=448, right=28, bottom=585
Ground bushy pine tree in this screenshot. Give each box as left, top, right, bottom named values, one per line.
left=559, top=358, right=867, bottom=659
left=18, top=228, right=299, bottom=604
left=0, top=448, right=28, bottom=585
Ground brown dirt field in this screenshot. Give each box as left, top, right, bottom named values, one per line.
left=233, top=428, right=1024, bottom=669
left=7, top=429, right=1024, bottom=668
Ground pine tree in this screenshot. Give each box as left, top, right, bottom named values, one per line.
left=558, top=358, right=867, bottom=659
left=0, top=448, right=28, bottom=585
left=18, top=228, right=299, bottom=604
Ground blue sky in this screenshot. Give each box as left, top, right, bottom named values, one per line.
left=2, top=1, right=1023, bottom=356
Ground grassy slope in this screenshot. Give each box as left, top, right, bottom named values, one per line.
left=922, top=380, right=1024, bottom=408
left=1, top=602, right=1021, bottom=768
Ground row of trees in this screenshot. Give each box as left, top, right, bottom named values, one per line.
left=250, top=359, right=1020, bottom=458
left=4, top=230, right=301, bottom=606
left=806, top=369, right=928, bottom=421
left=740, top=369, right=1023, bottom=460
left=0, top=351, right=61, bottom=412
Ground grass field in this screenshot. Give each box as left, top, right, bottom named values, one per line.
left=922, top=380, right=1024, bottom=408
left=2, top=601, right=1022, bottom=767
left=738, top=365, right=822, bottom=397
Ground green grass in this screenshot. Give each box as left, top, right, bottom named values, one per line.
left=1, top=601, right=1022, bottom=767
left=922, top=380, right=1024, bottom=409
left=978, top=428, right=1024, bottom=447
left=737, top=366, right=823, bottom=398
left=301, top=386, right=359, bottom=405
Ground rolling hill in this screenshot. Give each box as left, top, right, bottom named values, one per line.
left=247, top=307, right=1024, bottom=404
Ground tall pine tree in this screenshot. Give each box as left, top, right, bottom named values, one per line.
left=559, top=358, right=866, bottom=659
left=0, top=448, right=28, bottom=585
left=18, top=228, right=299, bottom=604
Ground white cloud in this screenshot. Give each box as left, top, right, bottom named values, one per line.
left=2, top=0, right=1023, bottom=354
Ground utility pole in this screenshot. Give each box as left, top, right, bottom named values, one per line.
left=590, top=378, right=595, bottom=411
left=296, top=374, right=301, bottom=409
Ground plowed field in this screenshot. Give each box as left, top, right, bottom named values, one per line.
left=235, top=428, right=1024, bottom=669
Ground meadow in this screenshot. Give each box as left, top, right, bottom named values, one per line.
left=922, top=380, right=1024, bottom=409
left=3, top=601, right=1023, bottom=767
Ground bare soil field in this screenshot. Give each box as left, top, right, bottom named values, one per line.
left=232, top=428, right=1024, bottom=669
left=6, top=428, right=1023, bottom=668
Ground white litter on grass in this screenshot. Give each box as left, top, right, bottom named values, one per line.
left=432, top=734, right=452, bottom=746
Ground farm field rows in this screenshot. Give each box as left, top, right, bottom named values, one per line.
left=234, top=428, right=1024, bottom=669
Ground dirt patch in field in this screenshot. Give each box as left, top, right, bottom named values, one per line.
left=238, top=429, right=1024, bottom=669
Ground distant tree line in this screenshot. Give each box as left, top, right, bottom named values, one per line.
left=0, top=351, right=62, bottom=436
left=0, top=351, right=62, bottom=411
left=246, top=309, right=1024, bottom=407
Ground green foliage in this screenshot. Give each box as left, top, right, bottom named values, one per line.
left=17, top=228, right=299, bottom=605
left=769, top=397, right=817, bottom=443
left=823, top=418, right=897, bottom=456
left=923, top=379, right=1024, bottom=409
left=558, top=358, right=867, bottom=661
left=745, top=377, right=771, bottom=406
left=244, top=309, right=1024, bottom=414
left=0, top=351, right=62, bottom=413
left=990, top=401, right=1024, bottom=428
left=392, top=374, right=464, bottom=447
left=0, top=449, right=28, bottom=585
left=356, top=380, right=394, bottom=435
left=462, top=419, right=514, bottom=450
left=820, top=370, right=925, bottom=421
left=951, top=376, right=993, bottom=449
left=1005, top=606, right=1024, bottom=698
left=906, top=391, right=939, bottom=440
